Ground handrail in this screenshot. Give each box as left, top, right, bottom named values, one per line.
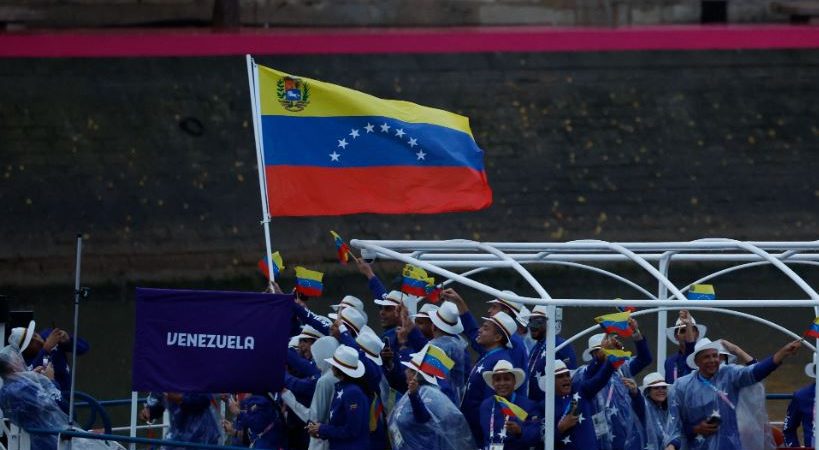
left=25, top=428, right=247, bottom=450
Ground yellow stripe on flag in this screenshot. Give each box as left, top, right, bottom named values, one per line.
left=426, top=345, right=455, bottom=370
left=256, top=66, right=475, bottom=137
left=494, top=395, right=528, bottom=421
left=689, top=284, right=715, bottom=295
left=295, top=266, right=323, bottom=282
left=594, top=311, right=631, bottom=324
left=270, top=251, right=284, bottom=270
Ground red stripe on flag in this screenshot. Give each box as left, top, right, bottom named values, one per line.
left=265, top=166, right=492, bottom=216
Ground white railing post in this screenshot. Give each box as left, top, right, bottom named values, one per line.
left=129, top=391, right=138, bottom=450
left=656, top=253, right=672, bottom=376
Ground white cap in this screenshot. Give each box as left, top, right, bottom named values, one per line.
left=686, top=337, right=723, bottom=369
left=296, top=324, right=325, bottom=341
left=429, top=302, right=464, bottom=335
left=640, top=372, right=671, bottom=391
left=355, top=328, right=385, bottom=366
left=8, top=321, right=36, bottom=353
left=481, top=311, right=517, bottom=349
left=582, top=333, right=606, bottom=362
left=482, top=359, right=525, bottom=390
left=339, top=307, right=367, bottom=336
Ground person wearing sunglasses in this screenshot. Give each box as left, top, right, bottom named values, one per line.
left=526, top=305, right=577, bottom=402
left=664, top=310, right=707, bottom=383
left=635, top=372, right=672, bottom=450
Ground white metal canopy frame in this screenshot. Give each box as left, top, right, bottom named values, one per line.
left=350, top=238, right=819, bottom=450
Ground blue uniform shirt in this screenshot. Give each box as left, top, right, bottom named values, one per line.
left=461, top=346, right=512, bottom=445
left=479, top=393, right=541, bottom=450
left=318, top=380, right=370, bottom=450
left=555, top=360, right=616, bottom=450
left=783, top=383, right=815, bottom=448
left=528, top=335, right=578, bottom=402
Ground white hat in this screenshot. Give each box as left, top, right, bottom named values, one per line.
left=529, top=305, right=548, bottom=319
left=400, top=344, right=439, bottom=385
left=539, top=360, right=572, bottom=392
left=339, top=307, right=366, bottom=336
left=8, top=321, right=36, bottom=353
left=287, top=335, right=300, bottom=349
left=355, top=328, right=384, bottom=366
left=716, top=340, right=737, bottom=364
left=481, top=311, right=518, bottom=349
left=331, top=295, right=364, bottom=312
left=325, top=345, right=366, bottom=378
left=582, top=333, right=606, bottom=362
left=375, top=290, right=405, bottom=307
left=805, top=362, right=816, bottom=379
left=487, top=290, right=524, bottom=315
left=686, top=337, right=723, bottom=369
left=411, top=303, right=439, bottom=320
left=514, top=305, right=531, bottom=328
left=665, top=315, right=708, bottom=343
left=640, top=372, right=671, bottom=391
left=296, top=325, right=325, bottom=341
left=482, top=359, right=525, bottom=390
left=429, top=302, right=464, bottom=335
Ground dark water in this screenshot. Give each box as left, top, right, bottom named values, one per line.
left=4, top=263, right=819, bottom=427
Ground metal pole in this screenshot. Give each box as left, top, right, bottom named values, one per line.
left=129, top=391, right=138, bottom=450
left=543, top=304, right=557, bottom=450
left=656, top=254, right=671, bottom=376
left=68, top=234, right=82, bottom=424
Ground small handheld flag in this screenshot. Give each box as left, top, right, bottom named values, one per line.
left=601, top=348, right=632, bottom=369
left=687, top=284, right=715, bottom=300
left=257, top=251, right=285, bottom=280
left=804, top=317, right=819, bottom=339
left=330, top=230, right=352, bottom=264
left=419, top=344, right=455, bottom=379
left=368, top=396, right=383, bottom=432
left=494, top=395, right=528, bottom=421
left=295, top=266, right=324, bottom=297
left=594, top=311, right=633, bottom=337
left=401, top=264, right=435, bottom=297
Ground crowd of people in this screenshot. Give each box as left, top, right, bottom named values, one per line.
left=1, top=259, right=816, bottom=450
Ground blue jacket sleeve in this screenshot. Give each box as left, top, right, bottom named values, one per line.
left=292, top=303, right=331, bottom=336
left=287, top=348, right=320, bottom=378
left=368, top=276, right=388, bottom=301
left=318, top=392, right=367, bottom=439
left=627, top=337, right=653, bottom=376
left=750, top=356, right=779, bottom=384
left=285, top=373, right=318, bottom=399
left=579, top=361, right=615, bottom=399
left=631, top=391, right=646, bottom=425
left=783, top=393, right=802, bottom=447
left=408, top=390, right=431, bottom=423
left=460, top=312, right=483, bottom=354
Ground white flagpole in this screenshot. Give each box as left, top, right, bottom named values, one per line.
left=245, top=55, right=276, bottom=289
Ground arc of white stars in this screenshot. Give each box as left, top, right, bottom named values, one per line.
left=416, top=150, right=426, bottom=160
left=395, top=128, right=405, bottom=138
left=349, top=129, right=360, bottom=138
left=408, top=137, right=418, bottom=147
left=364, top=123, right=374, bottom=133
left=380, top=123, right=390, bottom=133
left=337, top=138, right=348, bottom=149
left=329, top=151, right=340, bottom=162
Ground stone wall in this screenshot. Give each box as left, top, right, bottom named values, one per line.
left=0, top=0, right=791, bottom=28
left=0, top=49, right=817, bottom=286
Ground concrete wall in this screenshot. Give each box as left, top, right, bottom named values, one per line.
left=0, top=0, right=792, bottom=28
left=1, top=50, right=817, bottom=286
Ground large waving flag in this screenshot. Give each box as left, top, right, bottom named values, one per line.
left=254, top=64, right=492, bottom=216
left=594, top=311, right=633, bottom=337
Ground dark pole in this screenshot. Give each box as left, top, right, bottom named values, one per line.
left=68, top=234, right=83, bottom=423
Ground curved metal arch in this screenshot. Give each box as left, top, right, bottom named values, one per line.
left=439, top=260, right=659, bottom=301
left=569, top=239, right=689, bottom=301
left=555, top=306, right=816, bottom=353
left=677, top=259, right=819, bottom=296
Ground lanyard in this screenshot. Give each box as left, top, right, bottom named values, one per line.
left=605, top=384, right=615, bottom=408
left=528, top=340, right=544, bottom=374
left=697, top=373, right=736, bottom=410
left=489, top=401, right=496, bottom=442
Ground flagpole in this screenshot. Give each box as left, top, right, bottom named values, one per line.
left=246, top=54, right=276, bottom=290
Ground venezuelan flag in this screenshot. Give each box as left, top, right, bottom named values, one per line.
left=368, top=396, right=383, bottom=432
left=254, top=65, right=492, bottom=216
left=805, top=317, right=819, bottom=339
left=295, top=266, right=324, bottom=297
left=494, top=395, right=528, bottom=421
left=330, top=230, right=351, bottom=264
left=601, top=348, right=632, bottom=369
left=401, top=264, right=435, bottom=296
left=420, top=345, right=455, bottom=379
left=257, top=251, right=285, bottom=280
left=687, top=284, right=716, bottom=300
left=594, top=311, right=633, bottom=337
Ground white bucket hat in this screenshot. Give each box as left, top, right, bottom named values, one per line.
left=429, top=302, right=464, bottom=335
left=537, top=360, right=571, bottom=392
left=375, top=290, right=405, bottom=307
left=401, top=345, right=439, bottom=385
left=716, top=340, right=737, bottom=364
left=355, top=328, right=385, bottom=366
left=296, top=324, right=325, bottom=341
left=665, top=315, right=707, bottom=343
left=514, top=305, right=531, bottom=328
left=529, top=305, right=548, bottom=319
left=411, top=303, right=438, bottom=320
left=482, top=359, right=526, bottom=390
left=686, top=337, right=723, bottom=369
left=640, top=372, right=671, bottom=392
left=8, top=321, right=36, bottom=353
left=805, top=362, right=816, bottom=379
left=339, top=307, right=366, bottom=336
left=582, top=333, right=606, bottom=362
left=328, top=296, right=367, bottom=321
left=481, top=311, right=518, bottom=349
left=487, top=290, right=524, bottom=315
left=288, top=335, right=300, bottom=349
left=311, top=336, right=340, bottom=373
left=325, top=345, right=365, bottom=378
